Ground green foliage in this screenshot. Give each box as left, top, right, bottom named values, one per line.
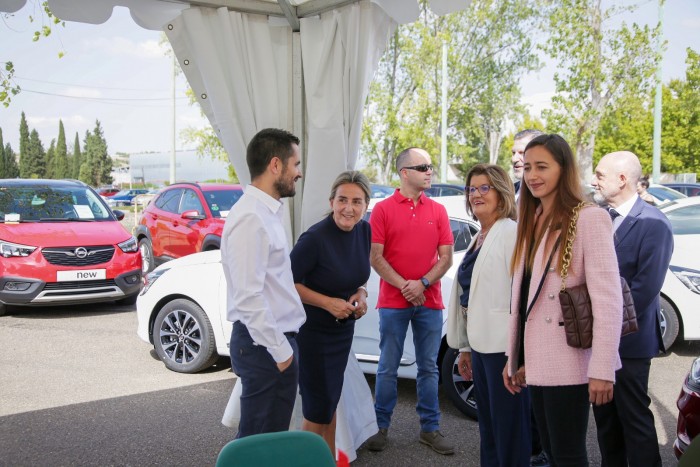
left=1, top=61, right=20, bottom=108
left=45, top=138, right=55, bottom=179
left=19, top=112, right=30, bottom=177
left=4, top=143, right=20, bottom=178
left=54, top=120, right=69, bottom=178
left=361, top=0, right=541, bottom=183
left=541, top=0, right=660, bottom=178
left=72, top=132, right=82, bottom=179
left=26, top=129, right=46, bottom=178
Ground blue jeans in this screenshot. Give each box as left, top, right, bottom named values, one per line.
left=374, top=306, right=442, bottom=432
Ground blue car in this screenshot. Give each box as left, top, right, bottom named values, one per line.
left=107, top=189, right=149, bottom=207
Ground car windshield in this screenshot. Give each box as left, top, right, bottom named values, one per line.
left=665, top=204, right=700, bottom=235
left=649, top=186, right=686, bottom=202
left=203, top=189, right=243, bottom=218
left=0, top=185, right=113, bottom=222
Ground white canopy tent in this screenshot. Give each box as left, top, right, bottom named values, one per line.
left=2, top=0, right=468, bottom=237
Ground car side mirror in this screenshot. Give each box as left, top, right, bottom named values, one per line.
left=112, top=210, right=125, bottom=221
left=181, top=210, right=205, bottom=220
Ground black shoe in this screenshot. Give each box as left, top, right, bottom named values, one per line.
left=530, top=451, right=550, bottom=467
left=366, top=428, right=388, bottom=451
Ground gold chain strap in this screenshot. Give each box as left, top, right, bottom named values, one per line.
left=560, top=201, right=586, bottom=292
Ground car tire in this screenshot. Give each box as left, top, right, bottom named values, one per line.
left=440, top=347, right=478, bottom=420
left=139, top=238, right=154, bottom=274
left=153, top=298, right=218, bottom=373
left=116, top=293, right=138, bottom=306
left=659, top=296, right=680, bottom=350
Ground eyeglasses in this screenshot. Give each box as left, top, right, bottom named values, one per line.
left=401, top=164, right=434, bottom=173
left=466, top=184, right=495, bottom=196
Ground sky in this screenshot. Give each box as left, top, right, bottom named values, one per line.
left=1, top=1, right=699, bottom=157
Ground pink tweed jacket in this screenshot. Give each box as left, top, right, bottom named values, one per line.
left=506, top=205, right=622, bottom=386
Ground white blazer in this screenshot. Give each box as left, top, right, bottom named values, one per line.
left=447, top=217, right=517, bottom=354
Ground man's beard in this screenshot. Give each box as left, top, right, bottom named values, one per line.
left=274, top=169, right=297, bottom=198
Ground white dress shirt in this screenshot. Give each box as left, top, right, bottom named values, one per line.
left=221, top=184, right=306, bottom=363
left=611, top=193, right=639, bottom=232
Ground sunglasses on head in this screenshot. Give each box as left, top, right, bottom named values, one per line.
left=401, top=164, right=434, bottom=173
left=466, top=184, right=495, bottom=196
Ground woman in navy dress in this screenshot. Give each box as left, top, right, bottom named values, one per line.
left=290, top=170, right=372, bottom=456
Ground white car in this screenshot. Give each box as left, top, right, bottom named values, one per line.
left=658, top=197, right=700, bottom=349
left=136, top=196, right=480, bottom=418
left=648, top=184, right=687, bottom=207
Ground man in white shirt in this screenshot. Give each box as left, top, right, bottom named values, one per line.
left=221, top=128, right=306, bottom=438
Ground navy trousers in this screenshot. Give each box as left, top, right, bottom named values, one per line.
left=472, top=350, right=531, bottom=467
left=230, top=321, right=299, bottom=438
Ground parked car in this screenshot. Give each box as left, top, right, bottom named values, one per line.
left=370, top=183, right=395, bottom=199
left=648, top=184, right=687, bottom=206
left=0, top=179, right=142, bottom=316
left=136, top=195, right=480, bottom=418
left=134, top=182, right=243, bottom=274
left=424, top=183, right=465, bottom=197
left=131, top=188, right=160, bottom=208
left=658, top=197, right=700, bottom=349
left=664, top=183, right=700, bottom=198
left=96, top=186, right=120, bottom=197
left=674, top=355, right=700, bottom=459
left=107, top=189, right=150, bottom=207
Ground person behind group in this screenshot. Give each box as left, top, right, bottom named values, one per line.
left=636, top=175, right=656, bottom=206
left=221, top=128, right=304, bottom=438
left=446, top=164, right=530, bottom=466
left=511, top=129, right=544, bottom=198
left=290, top=171, right=372, bottom=456
left=365, top=148, right=455, bottom=455
left=591, top=151, right=673, bottom=467
left=503, top=134, right=623, bottom=466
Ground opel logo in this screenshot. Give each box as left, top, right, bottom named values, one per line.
left=75, top=247, right=88, bottom=259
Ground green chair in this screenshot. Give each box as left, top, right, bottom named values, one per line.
left=216, top=431, right=336, bottom=467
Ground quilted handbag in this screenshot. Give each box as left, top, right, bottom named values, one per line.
left=558, top=202, right=639, bottom=349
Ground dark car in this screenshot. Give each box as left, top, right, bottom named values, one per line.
left=425, top=183, right=465, bottom=197
left=664, top=183, right=700, bottom=198
left=134, top=182, right=243, bottom=273
left=107, top=189, right=150, bottom=207
left=675, top=356, right=700, bottom=459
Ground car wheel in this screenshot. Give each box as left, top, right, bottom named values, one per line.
left=153, top=298, right=218, bottom=373
left=139, top=238, right=154, bottom=274
left=440, top=347, right=478, bottom=420
left=659, top=296, right=680, bottom=350
left=116, top=293, right=138, bottom=306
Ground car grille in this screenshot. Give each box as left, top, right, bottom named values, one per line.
left=41, top=279, right=119, bottom=297
left=42, top=246, right=115, bottom=266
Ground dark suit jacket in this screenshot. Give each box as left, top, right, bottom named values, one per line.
left=614, top=196, right=674, bottom=358
left=514, top=180, right=521, bottom=195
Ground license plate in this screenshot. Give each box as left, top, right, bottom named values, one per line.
left=57, top=269, right=107, bottom=281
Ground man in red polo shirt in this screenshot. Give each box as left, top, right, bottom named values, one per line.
left=365, top=147, right=454, bottom=455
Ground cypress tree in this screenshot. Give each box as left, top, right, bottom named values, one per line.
left=27, top=129, right=46, bottom=178
left=79, top=130, right=93, bottom=185
left=5, top=143, right=20, bottom=178
left=92, top=121, right=112, bottom=185
left=45, top=139, right=56, bottom=179
left=19, top=112, right=30, bottom=178
left=72, top=132, right=82, bottom=179
left=55, top=120, right=68, bottom=178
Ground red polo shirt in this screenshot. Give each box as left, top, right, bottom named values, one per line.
left=370, top=190, right=453, bottom=309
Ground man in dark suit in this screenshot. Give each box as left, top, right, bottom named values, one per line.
left=511, top=129, right=543, bottom=198
left=591, top=151, right=674, bottom=467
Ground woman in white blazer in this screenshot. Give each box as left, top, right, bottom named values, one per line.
left=446, top=164, right=529, bottom=466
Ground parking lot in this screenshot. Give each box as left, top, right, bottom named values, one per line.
left=0, top=301, right=694, bottom=466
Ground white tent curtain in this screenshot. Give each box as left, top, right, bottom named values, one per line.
left=166, top=1, right=395, bottom=235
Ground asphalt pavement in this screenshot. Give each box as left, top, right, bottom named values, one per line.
left=1, top=302, right=693, bottom=466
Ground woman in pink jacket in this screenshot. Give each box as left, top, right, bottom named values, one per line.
left=503, top=134, right=622, bottom=466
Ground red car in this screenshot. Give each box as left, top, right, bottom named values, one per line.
left=134, top=182, right=243, bottom=273
left=0, top=179, right=142, bottom=316
left=675, top=356, right=700, bottom=459
left=97, top=186, right=120, bottom=197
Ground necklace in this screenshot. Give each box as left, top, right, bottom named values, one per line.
left=476, top=227, right=491, bottom=248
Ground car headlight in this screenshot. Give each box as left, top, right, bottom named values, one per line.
left=140, top=268, right=169, bottom=295
left=689, top=357, right=700, bottom=385
left=671, top=265, right=700, bottom=295
left=0, top=240, right=37, bottom=258
left=118, top=236, right=138, bottom=253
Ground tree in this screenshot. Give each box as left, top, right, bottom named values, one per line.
left=541, top=0, right=660, bottom=180
left=45, top=139, right=55, bottom=179
left=54, top=119, right=69, bottom=178
left=19, top=111, right=29, bottom=177
left=71, top=132, right=82, bottom=179
left=4, top=143, right=20, bottom=178
left=26, top=129, right=46, bottom=178
left=361, top=0, right=540, bottom=183
left=79, top=122, right=112, bottom=186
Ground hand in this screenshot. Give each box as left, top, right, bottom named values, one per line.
left=326, top=297, right=356, bottom=320
left=589, top=378, right=614, bottom=405
left=277, top=355, right=293, bottom=373
left=503, top=364, right=526, bottom=395
left=458, top=352, right=473, bottom=381
left=401, top=280, right=426, bottom=305
left=348, top=291, right=368, bottom=319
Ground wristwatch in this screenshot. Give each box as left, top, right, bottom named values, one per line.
left=420, top=277, right=430, bottom=288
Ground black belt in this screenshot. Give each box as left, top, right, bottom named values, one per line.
left=284, top=331, right=297, bottom=338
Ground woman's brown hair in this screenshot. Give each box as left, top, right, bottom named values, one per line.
left=510, top=134, right=585, bottom=275
left=464, top=164, right=517, bottom=221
